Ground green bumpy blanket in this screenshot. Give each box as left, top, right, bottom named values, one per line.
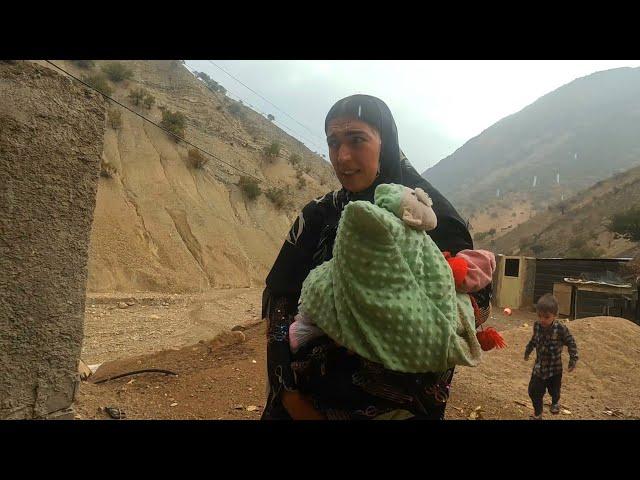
left=298, top=184, right=481, bottom=373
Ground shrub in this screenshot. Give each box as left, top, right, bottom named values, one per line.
left=296, top=175, right=307, bottom=189
left=108, top=108, right=122, bottom=129
left=488, top=228, right=496, bottom=236
left=187, top=149, right=209, bottom=169
left=265, top=187, right=287, bottom=209
left=289, top=153, right=302, bottom=166
left=128, top=88, right=146, bottom=106
left=143, top=93, right=155, bottom=109
left=530, top=244, right=545, bottom=255
left=100, top=159, right=117, bottom=178
left=160, top=109, right=186, bottom=141
left=608, top=207, right=640, bottom=242
left=569, top=236, right=584, bottom=249
left=101, top=62, right=133, bottom=82
left=82, top=73, right=112, bottom=96
left=475, top=231, right=490, bottom=242
left=264, top=141, right=281, bottom=158
left=228, top=103, right=242, bottom=115
left=71, top=60, right=94, bottom=69
left=267, top=114, right=275, bottom=121
left=490, top=211, right=499, bottom=218
left=239, top=176, right=261, bottom=200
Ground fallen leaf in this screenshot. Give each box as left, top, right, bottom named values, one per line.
left=251, top=360, right=257, bottom=364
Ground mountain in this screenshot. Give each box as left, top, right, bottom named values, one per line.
left=490, top=164, right=640, bottom=259
left=35, top=60, right=338, bottom=293
left=423, top=67, right=640, bottom=231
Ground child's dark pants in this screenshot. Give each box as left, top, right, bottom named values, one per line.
left=528, top=374, right=562, bottom=416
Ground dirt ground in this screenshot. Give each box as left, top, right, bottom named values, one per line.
left=75, top=292, right=640, bottom=420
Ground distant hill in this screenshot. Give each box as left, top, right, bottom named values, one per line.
left=423, top=67, right=640, bottom=227
left=489, top=164, right=640, bottom=259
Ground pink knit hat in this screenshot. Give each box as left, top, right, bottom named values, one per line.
left=456, top=249, right=496, bottom=293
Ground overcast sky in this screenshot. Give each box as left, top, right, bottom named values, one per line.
left=185, top=60, right=640, bottom=173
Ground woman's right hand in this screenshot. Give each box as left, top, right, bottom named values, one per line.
left=282, top=390, right=325, bottom=420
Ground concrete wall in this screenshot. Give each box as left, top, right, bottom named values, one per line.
left=0, top=61, right=105, bottom=419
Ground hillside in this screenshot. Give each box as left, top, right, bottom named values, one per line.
left=489, top=164, right=640, bottom=258
left=423, top=67, right=640, bottom=231
left=37, top=60, right=338, bottom=293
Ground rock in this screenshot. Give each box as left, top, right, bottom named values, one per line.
left=561, top=409, right=572, bottom=415
left=247, top=405, right=258, bottom=412
left=251, top=359, right=257, bottom=364
left=231, top=325, right=247, bottom=332
left=150, top=315, right=160, bottom=320
left=126, top=300, right=136, bottom=306
left=117, top=302, right=128, bottom=309
left=78, top=359, right=92, bottom=380
left=170, top=403, right=178, bottom=407
left=522, top=323, right=529, bottom=327
left=232, top=404, right=244, bottom=410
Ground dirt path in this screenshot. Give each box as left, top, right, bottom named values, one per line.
left=76, top=294, right=640, bottom=420
left=82, top=288, right=263, bottom=364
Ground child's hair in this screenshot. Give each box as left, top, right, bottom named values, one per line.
left=536, top=293, right=559, bottom=315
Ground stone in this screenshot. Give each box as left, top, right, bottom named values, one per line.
left=117, top=302, right=128, bottom=309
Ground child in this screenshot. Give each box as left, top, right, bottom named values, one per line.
left=525, top=293, right=578, bottom=419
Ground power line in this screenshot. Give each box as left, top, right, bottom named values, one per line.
left=188, top=64, right=327, bottom=155
left=44, top=60, right=263, bottom=183
left=206, top=60, right=328, bottom=150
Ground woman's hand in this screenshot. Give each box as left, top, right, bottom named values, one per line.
left=282, top=390, right=325, bottom=420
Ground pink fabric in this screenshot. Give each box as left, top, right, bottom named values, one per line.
left=455, top=249, right=496, bottom=293
left=289, top=313, right=325, bottom=354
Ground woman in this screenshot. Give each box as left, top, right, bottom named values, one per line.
left=261, top=94, right=489, bottom=420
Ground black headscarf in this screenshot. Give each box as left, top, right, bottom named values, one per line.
left=265, top=94, right=472, bottom=298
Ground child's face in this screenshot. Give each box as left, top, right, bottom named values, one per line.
left=537, top=311, right=556, bottom=327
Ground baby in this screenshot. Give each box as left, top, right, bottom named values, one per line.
left=289, top=183, right=498, bottom=373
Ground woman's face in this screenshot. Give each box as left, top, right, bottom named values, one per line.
left=326, top=117, right=382, bottom=193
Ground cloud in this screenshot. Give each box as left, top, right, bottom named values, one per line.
left=186, top=60, right=640, bottom=173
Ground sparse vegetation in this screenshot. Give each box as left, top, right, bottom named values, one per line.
left=101, top=62, right=133, bottom=83
left=82, top=73, right=113, bottom=96
left=265, top=187, right=287, bottom=208
left=128, top=88, right=146, bottom=106
left=195, top=71, right=223, bottom=92
left=296, top=170, right=307, bottom=189
left=160, top=109, right=186, bottom=141
left=488, top=228, right=496, bottom=236
left=239, top=176, right=261, bottom=200
left=264, top=141, right=281, bottom=159
left=71, top=60, right=94, bottom=69
left=530, top=244, right=545, bottom=255
left=267, top=114, right=275, bottom=122
left=608, top=207, right=640, bottom=242
left=187, top=149, right=209, bottom=169
left=289, top=153, right=302, bottom=166
left=475, top=230, right=494, bottom=242
left=228, top=102, right=242, bottom=116
left=108, top=108, right=122, bottom=129
left=143, top=94, right=155, bottom=109
left=100, top=159, right=118, bottom=178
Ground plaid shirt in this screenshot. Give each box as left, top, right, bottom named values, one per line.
left=525, top=321, right=578, bottom=379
